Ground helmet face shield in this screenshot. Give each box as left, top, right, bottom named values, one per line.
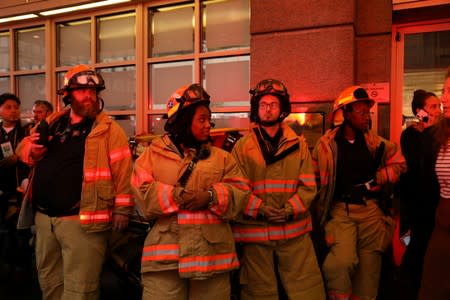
left=71, top=71, right=103, bottom=86
left=250, top=79, right=288, bottom=99
left=57, top=65, right=105, bottom=106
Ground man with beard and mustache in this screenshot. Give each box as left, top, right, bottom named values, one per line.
left=231, top=79, right=325, bottom=300
left=16, top=65, right=133, bottom=299
left=131, top=84, right=248, bottom=300
left=311, top=86, right=406, bottom=300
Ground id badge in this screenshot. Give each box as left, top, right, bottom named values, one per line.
left=1, top=141, right=14, bottom=158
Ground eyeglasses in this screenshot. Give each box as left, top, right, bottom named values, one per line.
left=251, top=79, right=288, bottom=97
left=352, top=110, right=374, bottom=117
left=259, top=102, right=280, bottom=110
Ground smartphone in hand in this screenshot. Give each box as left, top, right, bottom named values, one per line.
left=36, top=120, right=49, bottom=146
left=416, top=109, right=429, bottom=123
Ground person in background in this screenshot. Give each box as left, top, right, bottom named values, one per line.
left=231, top=79, right=325, bottom=300
left=131, top=84, right=248, bottom=300
left=32, top=100, right=53, bottom=124
left=399, top=89, right=441, bottom=299
left=16, top=65, right=133, bottom=299
left=24, top=100, right=54, bottom=135
left=419, top=67, right=450, bottom=300
left=0, top=92, right=31, bottom=284
left=312, top=86, right=406, bottom=300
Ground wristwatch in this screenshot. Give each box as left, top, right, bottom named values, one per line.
left=207, top=189, right=217, bottom=208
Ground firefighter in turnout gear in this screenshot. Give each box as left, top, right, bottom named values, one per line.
left=312, top=86, right=406, bottom=300
left=231, top=79, right=326, bottom=300
left=16, top=65, right=134, bottom=299
left=131, top=84, right=249, bottom=300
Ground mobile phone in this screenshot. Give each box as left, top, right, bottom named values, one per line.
left=400, top=232, right=411, bottom=247
left=416, top=109, right=429, bottom=123
left=36, top=120, right=49, bottom=146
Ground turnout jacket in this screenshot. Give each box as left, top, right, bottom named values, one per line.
left=17, top=109, right=134, bottom=232
left=131, top=135, right=248, bottom=279
left=311, top=127, right=406, bottom=226
left=231, top=124, right=317, bottom=242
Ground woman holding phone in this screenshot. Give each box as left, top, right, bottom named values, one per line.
left=399, top=89, right=441, bottom=299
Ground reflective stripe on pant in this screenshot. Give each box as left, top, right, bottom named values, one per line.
left=34, top=211, right=109, bottom=300
left=323, top=200, right=394, bottom=300
left=239, top=234, right=325, bottom=300
left=142, top=269, right=230, bottom=300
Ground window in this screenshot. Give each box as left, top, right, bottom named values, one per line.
left=201, top=0, right=250, bottom=52
left=16, top=26, right=45, bottom=71
left=97, top=12, right=135, bottom=62
left=0, top=31, right=9, bottom=72
left=57, top=19, right=91, bottom=66
left=16, top=74, right=46, bottom=112
left=147, top=0, right=251, bottom=133
left=150, top=61, right=194, bottom=110
left=55, top=11, right=137, bottom=135
left=150, top=4, right=194, bottom=57
left=0, top=0, right=250, bottom=137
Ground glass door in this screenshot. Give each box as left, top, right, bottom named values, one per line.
left=391, top=20, right=450, bottom=143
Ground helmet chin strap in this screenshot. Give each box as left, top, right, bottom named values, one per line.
left=259, top=112, right=287, bottom=127
left=98, top=97, right=104, bottom=113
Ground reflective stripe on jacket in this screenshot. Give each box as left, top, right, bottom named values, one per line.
left=231, top=123, right=317, bottom=242
left=131, top=135, right=248, bottom=279
left=311, top=127, right=406, bottom=226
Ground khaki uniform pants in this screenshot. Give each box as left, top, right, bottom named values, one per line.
left=323, top=200, right=394, bottom=300
left=240, top=234, right=325, bottom=300
left=142, top=269, right=230, bottom=300
left=34, top=211, right=109, bottom=300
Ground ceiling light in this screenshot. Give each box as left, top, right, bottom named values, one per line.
left=40, top=0, right=131, bottom=16
left=0, top=14, right=38, bottom=23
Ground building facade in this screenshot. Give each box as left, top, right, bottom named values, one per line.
left=0, top=0, right=449, bottom=145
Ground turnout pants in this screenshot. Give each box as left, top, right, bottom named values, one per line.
left=239, top=233, right=325, bottom=300
left=323, top=200, right=394, bottom=300
left=34, top=211, right=109, bottom=300
left=142, top=269, right=230, bottom=300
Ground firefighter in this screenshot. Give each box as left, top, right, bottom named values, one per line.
left=131, top=84, right=248, bottom=300
left=311, top=86, right=406, bottom=300
left=231, top=79, right=325, bottom=300
left=16, top=65, right=134, bottom=299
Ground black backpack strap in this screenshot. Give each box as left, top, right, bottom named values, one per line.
left=177, top=145, right=211, bottom=187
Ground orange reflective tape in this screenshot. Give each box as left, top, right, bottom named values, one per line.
left=178, top=210, right=222, bottom=224
left=179, top=252, right=239, bottom=273
left=157, top=184, right=178, bottom=214
left=298, top=173, right=316, bottom=186
left=84, top=168, right=112, bottom=182
left=142, top=244, right=179, bottom=262
left=233, top=218, right=312, bottom=242
left=114, top=194, right=133, bottom=207
left=109, top=145, right=131, bottom=164
left=244, top=194, right=262, bottom=218
left=224, top=177, right=250, bottom=191
left=79, top=209, right=112, bottom=224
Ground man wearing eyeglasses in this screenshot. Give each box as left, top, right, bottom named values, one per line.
left=231, top=79, right=325, bottom=300
left=311, top=86, right=406, bottom=300
left=16, top=65, right=133, bottom=299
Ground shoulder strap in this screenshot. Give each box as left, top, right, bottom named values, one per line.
left=177, top=145, right=211, bottom=187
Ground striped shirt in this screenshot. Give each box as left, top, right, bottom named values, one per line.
left=436, top=142, right=450, bottom=199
